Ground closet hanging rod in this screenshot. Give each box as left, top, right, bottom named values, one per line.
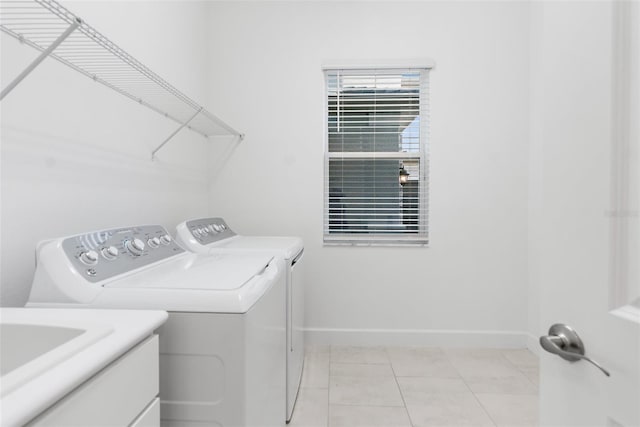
left=0, top=0, right=244, bottom=157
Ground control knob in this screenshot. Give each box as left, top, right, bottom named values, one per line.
left=79, top=250, right=99, bottom=265
left=101, top=246, right=118, bottom=261
left=160, top=234, right=172, bottom=245
left=125, top=238, right=145, bottom=256
left=148, top=237, right=160, bottom=248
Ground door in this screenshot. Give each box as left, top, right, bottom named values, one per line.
left=533, top=1, right=640, bottom=426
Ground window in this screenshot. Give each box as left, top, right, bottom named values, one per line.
left=323, top=67, right=430, bottom=245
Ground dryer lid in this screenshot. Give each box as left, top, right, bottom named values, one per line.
left=105, top=252, right=273, bottom=290
left=207, top=236, right=304, bottom=260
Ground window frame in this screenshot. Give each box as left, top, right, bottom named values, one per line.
left=322, top=64, right=432, bottom=246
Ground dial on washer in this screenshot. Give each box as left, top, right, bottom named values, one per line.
left=148, top=237, right=160, bottom=248
left=79, top=250, right=99, bottom=265
left=125, top=238, right=145, bottom=256
left=101, top=246, right=118, bottom=260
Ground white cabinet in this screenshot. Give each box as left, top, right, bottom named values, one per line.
left=131, top=398, right=161, bottom=427
left=27, top=335, right=160, bottom=427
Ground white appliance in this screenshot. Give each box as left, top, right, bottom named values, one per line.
left=175, top=217, right=304, bottom=422
left=27, top=225, right=286, bottom=427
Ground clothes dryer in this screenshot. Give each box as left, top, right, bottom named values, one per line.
left=175, top=217, right=304, bottom=422
left=28, top=225, right=286, bottom=427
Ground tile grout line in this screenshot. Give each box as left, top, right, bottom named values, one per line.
left=330, top=361, right=392, bottom=365
left=385, top=346, right=416, bottom=427
left=328, top=402, right=416, bottom=408
left=518, top=364, right=539, bottom=388
left=503, top=350, right=540, bottom=389
left=326, top=346, right=333, bottom=427
left=444, top=349, right=500, bottom=427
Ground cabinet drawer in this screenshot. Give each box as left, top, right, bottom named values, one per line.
left=29, top=335, right=159, bottom=427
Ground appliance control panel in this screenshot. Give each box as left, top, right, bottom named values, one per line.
left=185, top=217, right=236, bottom=246
left=60, top=225, right=185, bottom=283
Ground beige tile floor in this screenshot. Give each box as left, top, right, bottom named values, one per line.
left=289, top=345, right=539, bottom=427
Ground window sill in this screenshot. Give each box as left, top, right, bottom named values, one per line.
left=323, top=237, right=429, bottom=248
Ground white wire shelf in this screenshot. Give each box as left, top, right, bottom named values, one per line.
left=0, top=0, right=243, bottom=158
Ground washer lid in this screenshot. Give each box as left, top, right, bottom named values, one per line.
left=105, top=252, right=273, bottom=290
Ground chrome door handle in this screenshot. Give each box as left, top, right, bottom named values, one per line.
left=539, top=323, right=610, bottom=377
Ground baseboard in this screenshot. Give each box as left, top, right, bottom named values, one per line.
left=525, top=332, right=541, bottom=356
left=304, top=327, right=531, bottom=348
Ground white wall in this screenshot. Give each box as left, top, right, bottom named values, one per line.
left=205, top=1, right=532, bottom=346
left=0, top=1, right=215, bottom=306
left=0, top=1, right=537, bottom=347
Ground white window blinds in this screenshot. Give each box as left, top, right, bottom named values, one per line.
left=324, top=68, right=430, bottom=245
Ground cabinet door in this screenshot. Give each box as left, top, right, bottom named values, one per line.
left=29, top=336, right=159, bottom=427
left=130, top=398, right=160, bottom=427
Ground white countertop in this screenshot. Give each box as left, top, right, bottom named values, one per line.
left=0, top=308, right=168, bottom=426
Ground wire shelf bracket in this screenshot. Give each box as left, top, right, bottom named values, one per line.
left=0, top=18, right=79, bottom=101
left=152, top=107, right=203, bottom=161
left=0, top=0, right=244, bottom=159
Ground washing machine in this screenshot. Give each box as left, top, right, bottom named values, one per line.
left=175, top=217, right=304, bottom=422
left=27, top=224, right=286, bottom=427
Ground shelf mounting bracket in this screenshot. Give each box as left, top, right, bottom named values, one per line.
left=152, top=107, right=203, bottom=160
left=1, top=18, right=81, bottom=101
